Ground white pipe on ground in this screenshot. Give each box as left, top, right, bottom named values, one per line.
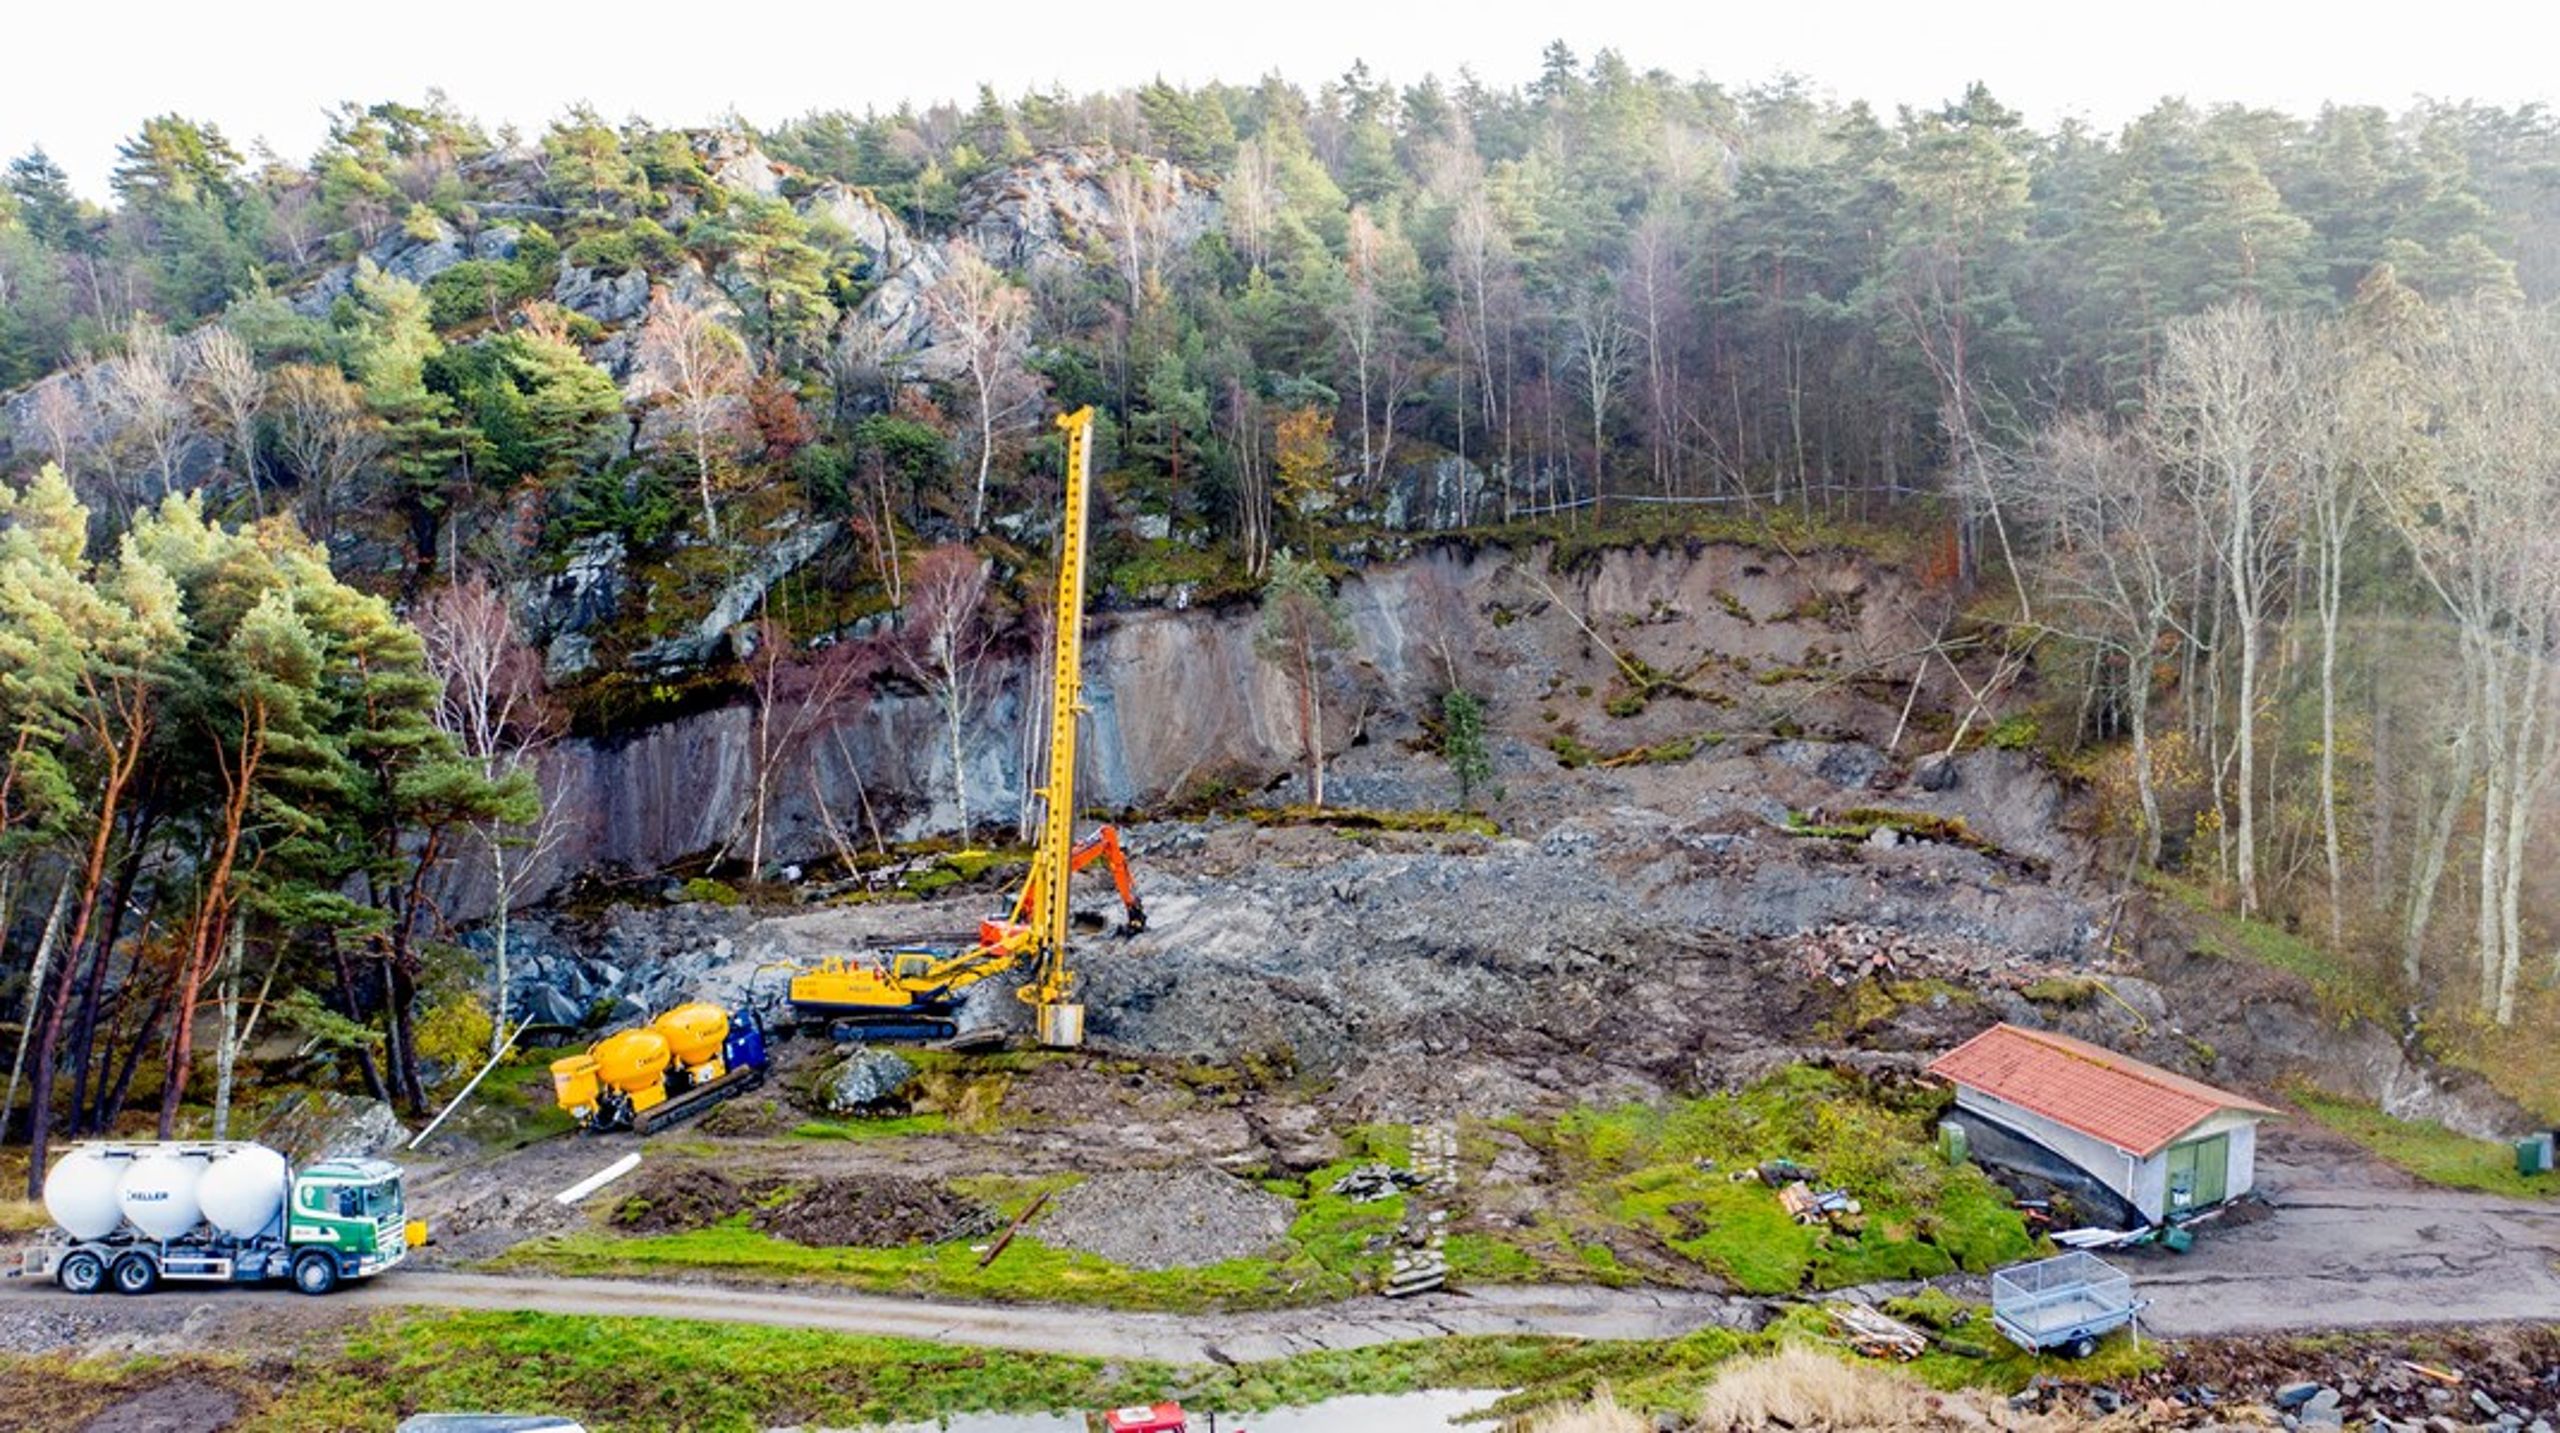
left=555, top=1152, right=642, bottom=1205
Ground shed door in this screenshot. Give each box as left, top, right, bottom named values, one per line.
left=2166, top=1133, right=2230, bottom=1210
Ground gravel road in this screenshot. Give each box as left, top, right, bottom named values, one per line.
left=0, top=1270, right=1754, bottom=1364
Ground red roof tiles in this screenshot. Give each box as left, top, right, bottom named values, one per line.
left=1928, top=1023, right=2279, bottom=1157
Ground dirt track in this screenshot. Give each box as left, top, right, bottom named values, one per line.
left=0, top=1270, right=1755, bottom=1363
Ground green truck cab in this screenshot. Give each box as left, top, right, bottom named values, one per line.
left=281, top=1158, right=412, bottom=1293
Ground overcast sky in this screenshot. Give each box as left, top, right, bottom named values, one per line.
left=10, top=0, right=2554, bottom=197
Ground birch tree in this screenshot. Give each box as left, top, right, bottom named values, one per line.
left=634, top=288, right=751, bottom=541
left=2380, top=301, right=2560, bottom=1023
left=414, top=573, right=552, bottom=1053
left=922, top=241, right=1032, bottom=528
left=2152, top=302, right=2304, bottom=917
left=102, top=315, right=195, bottom=502
left=897, top=546, right=995, bottom=844
left=190, top=325, right=266, bottom=515
left=269, top=363, right=382, bottom=541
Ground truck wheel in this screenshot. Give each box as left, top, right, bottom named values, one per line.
left=109, top=1253, right=158, bottom=1296
left=56, top=1250, right=105, bottom=1294
left=292, top=1252, right=340, bottom=1296
left=2067, top=1335, right=2098, bottom=1360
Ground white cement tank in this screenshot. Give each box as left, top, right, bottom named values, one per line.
left=115, top=1151, right=210, bottom=1241
left=42, top=1147, right=126, bottom=1241
left=198, top=1145, right=289, bottom=1238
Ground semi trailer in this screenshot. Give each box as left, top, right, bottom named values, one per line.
left=24, top=1141, right=412, bottom=1295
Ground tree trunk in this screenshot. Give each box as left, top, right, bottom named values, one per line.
left=330, top=934, right=392, bottom=1105
left=25, top=728, right=142, bottom=1195
left=3, top=882, right=71, bottom=1140
left=71, top=818, right=153, bottom=1132
left=210, top=919, right=244, bottom=1140
left=489, top=841, right=512, bottom=1057
left=2402, top=721, right=2473, bottom=990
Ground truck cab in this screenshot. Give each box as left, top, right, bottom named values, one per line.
left=285, top=1158, right=410, bottom=1292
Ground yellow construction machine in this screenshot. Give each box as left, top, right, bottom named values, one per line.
left=787, top=406, right=1140, bottom=1048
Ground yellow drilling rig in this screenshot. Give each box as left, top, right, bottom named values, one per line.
left=786, top=406, right=1140, bottom=1048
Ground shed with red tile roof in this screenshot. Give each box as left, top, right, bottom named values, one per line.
left=1930, top=1023, right=2279, bottom=1226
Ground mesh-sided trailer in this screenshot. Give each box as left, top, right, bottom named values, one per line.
left=1990, top=1251, right=2145, bottom=1358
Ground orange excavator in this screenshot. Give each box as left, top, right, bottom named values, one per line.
left=786, top=407, right=1141, bottom=1047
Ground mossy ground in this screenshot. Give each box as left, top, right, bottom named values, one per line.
left=0, top=1302, right=2148, bottom=1433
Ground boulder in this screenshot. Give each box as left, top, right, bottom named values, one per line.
left=256, top=1090, right=410, bottom=1163
left=554, top=264, right=651, bottom=325
left=819, top=1049, right=918, bottom=1112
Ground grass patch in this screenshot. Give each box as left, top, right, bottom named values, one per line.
left=0, top=1302, right=2146, bottom=1433
left=1551, top=731, right=1723, bottom=770
left=2290, top=1085, right=2558, bottom=1199
left=494, top=1216, right=1318, bottom=1313
left=1523, top=1066, right=2038, bottom=1296
left=1818, top=978, right=1977, bottom=1040
left=1247, top=806, right=1500, bottom=838
left=2146, top=874, right=2387, bottom=1021
left=1785, top=807, right=2003, bottom=857
left=790, top=1113, right=952, bottom=1141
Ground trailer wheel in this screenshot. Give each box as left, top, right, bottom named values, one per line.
left=292, top=1252, right=340, bottom=1296
left=56, top=1250, right=104, bottom=1295
left=109, top=1253, right=158, bottom=1296
left=2066, top=1335, right=2098, bottom=1360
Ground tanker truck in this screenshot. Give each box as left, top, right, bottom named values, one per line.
left=23, top=1141, right=411, bottom=1296
left=550, top=1001, right=768, bottom=1134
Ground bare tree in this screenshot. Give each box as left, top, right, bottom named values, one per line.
left=191, top=326, right=267, bottom=515
left=1224, top=139, right=1278, bottom=271
left=897, top=546, right=997, bottom=843
left=634, top=288, right=751, bottom=541
left=269, top=364, right=382, bottom=541
left=737, top=612, right=876, bottom=881
left=101, top=316, right=195, bottom=500
left=2152, top=302, right=2304, bottom=918
left=2377, top=301, right=2560, bottom=1023
left=1565, top=280, right=1633, bottom=506
left=923, top=241, right=1033, bottom=529
left=27, top=382, right=85, bottom=478
left=1626, top=205, right=1687, bottom=496
left=2006, top=415, right=2198, bottom=867
left=1103, top=158, right=1176, bottom=318
left=1336, top=209, right=1389, bottom=488
left=414, top=573, right=555, bottom=1053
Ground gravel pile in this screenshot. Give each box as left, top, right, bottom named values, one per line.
left=1033, top=1166, right=1294, bottom=1270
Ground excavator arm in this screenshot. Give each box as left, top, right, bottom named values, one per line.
left=997, top=825, right=1146, bottom=939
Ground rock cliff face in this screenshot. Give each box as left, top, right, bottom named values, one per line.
left=452, top=538, right=1935, bottom=915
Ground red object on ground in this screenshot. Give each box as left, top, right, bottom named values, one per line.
left=1104, top=1404, right=1188, bottom=1433
left=1928, top=1022, right=2280, bottom=1157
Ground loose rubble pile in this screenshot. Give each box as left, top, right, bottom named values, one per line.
left=1329, top=1163, right=1425, bottom=1202
left=1033, top=1167, right=1294, bottom=1270
left=755, top=1175, right=999, bottom=1247
left=2008, top=1327, right=2560, bottom=1430
left=612, top=1165, right=772, bottom=1234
